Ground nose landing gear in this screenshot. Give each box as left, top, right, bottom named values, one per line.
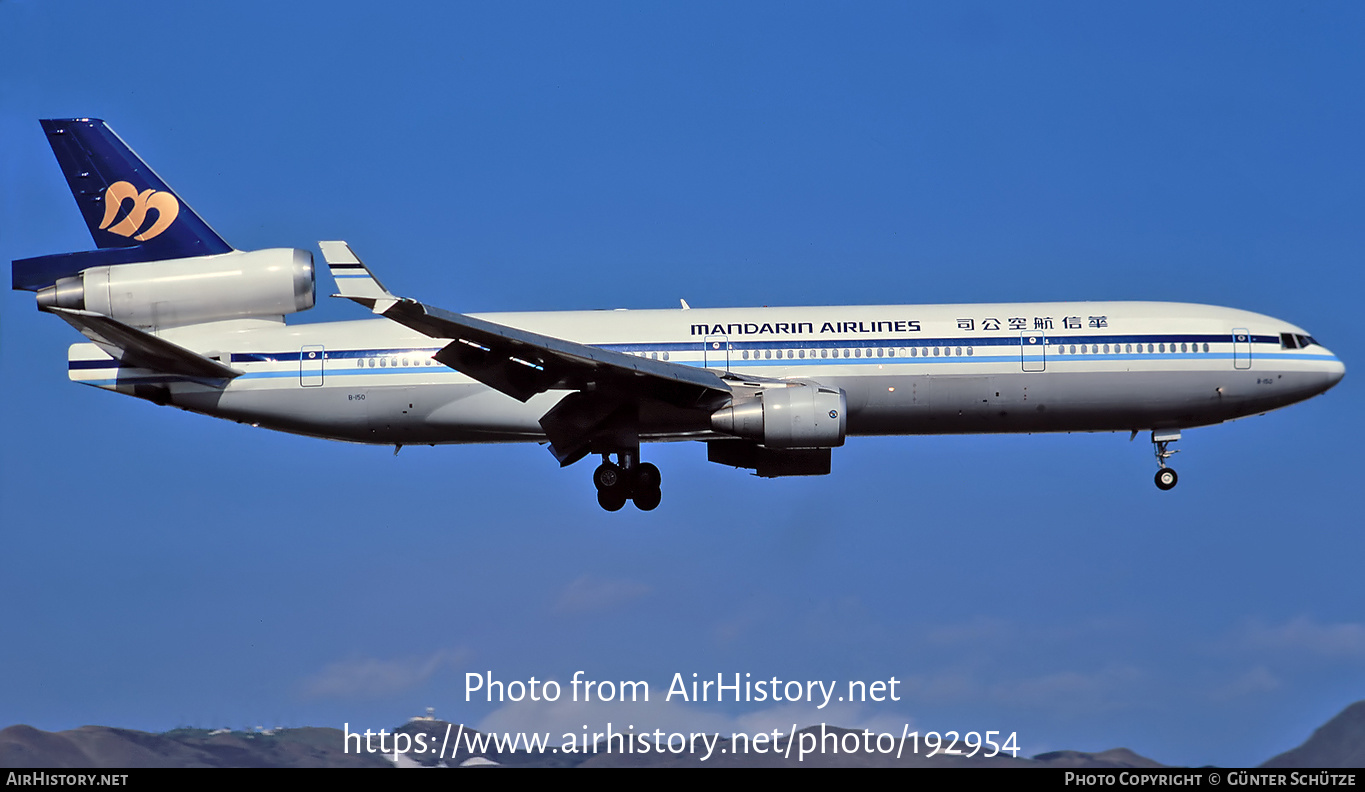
left=1151, top=430, right=1181, bottom=491
left=593, top=452, right=663, bottom=511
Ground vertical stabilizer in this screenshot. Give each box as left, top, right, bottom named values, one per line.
left=13, top=119, right=235, bottom=292
left=40, top=118, right=232, bottom=257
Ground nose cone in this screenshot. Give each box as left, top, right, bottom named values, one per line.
left=1310, top=344, right=1345, bottom=395
left=1324, top=353, right=1346, bottom=389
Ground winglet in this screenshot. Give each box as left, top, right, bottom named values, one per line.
left=319, top=240, right=397, bottom=313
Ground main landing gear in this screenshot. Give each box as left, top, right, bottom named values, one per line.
left=593, top=452, right=662, bottom=512
left=1151, top=429, right=1180, bottom=491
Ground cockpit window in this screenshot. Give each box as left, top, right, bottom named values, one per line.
left=1281, top=333, right=1298, bottom=349
left=1297, top=335, right=1315, bottom=348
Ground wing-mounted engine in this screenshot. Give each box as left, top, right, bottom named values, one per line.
left=710, top=382, right=847, bottom=449
left=35, top=248, right=315, bottom=329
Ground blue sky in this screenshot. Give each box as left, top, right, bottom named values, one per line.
left=2, top=1, right=1362, bottom=767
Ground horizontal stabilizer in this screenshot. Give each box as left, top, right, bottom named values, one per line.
left=44, top=307, right=242, bottom=381
left=319, top=240, right=396, bottom=312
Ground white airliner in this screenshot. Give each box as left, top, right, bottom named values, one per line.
left=13, top=119, right=1346, bottom=510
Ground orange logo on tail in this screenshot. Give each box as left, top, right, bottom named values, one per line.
left=99, top=181, right=179, bottom=241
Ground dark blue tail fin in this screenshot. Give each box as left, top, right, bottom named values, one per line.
left=13, top=118, right=234, bottom=291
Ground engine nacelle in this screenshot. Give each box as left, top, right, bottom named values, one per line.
left=710, top=384, right=847, bottom=449
left=36, top=248, right=314, bottom=328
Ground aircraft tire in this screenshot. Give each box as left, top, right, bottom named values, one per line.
left=634, top=463, right=661, bottom=491
left=633, top=486, right=662, bottom=512
left=1155, top=468, right=1178, bottom=490
left=598, top=489, right=628, bottom=511
left=594, top=462, right=624, bottom=492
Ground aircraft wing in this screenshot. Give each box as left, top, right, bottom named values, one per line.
left=44, top=306, right=243, bottom=382
left=322, top=241, right=733, bottom=464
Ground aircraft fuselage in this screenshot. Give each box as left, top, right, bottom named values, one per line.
left=67, top=300, right=1344, bottom=446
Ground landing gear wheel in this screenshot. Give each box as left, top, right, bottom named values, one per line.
left=632, top=486, right=662, bottom=512
left=634, top=463, right=661, bottom=491
left=592, top=454, right=662, bottom=511
left=1155, top=468, right=1178, bottom=491
left=598, top=489, right=628, bottom=511
left=594, top=462, right=624, bottom=492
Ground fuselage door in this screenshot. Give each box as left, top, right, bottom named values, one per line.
left=301, top=345, right=325, bottom=386
left=703, top=335, right=730, bottom=372
left=1232, top=328, right=1252, bottom=370
left=1021, top=331, right=1046, bottom=372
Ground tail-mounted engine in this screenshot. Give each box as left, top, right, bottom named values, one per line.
left=35, top=248, right=314, bottom=328
left=710, top=383, right=847, bottom=449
